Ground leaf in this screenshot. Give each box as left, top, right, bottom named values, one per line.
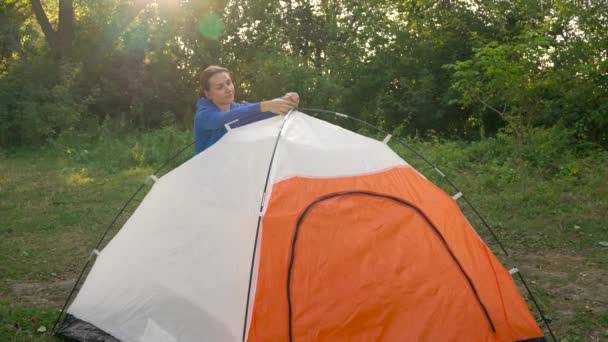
left=599, top=241, right=608, bottom=247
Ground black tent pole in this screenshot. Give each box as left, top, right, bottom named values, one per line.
left=516, top=271, right=558, bottom=341
left=298, top=107, right=561, bottom=340
left=298, top=107, right=509, bottom=255
left=51, top=110, right=284, bottom=334
left=241, top=110, right=295, bottom=341
left=52, top=140, right=197, bottom=333
left=51, top=108, right=556, bottom=340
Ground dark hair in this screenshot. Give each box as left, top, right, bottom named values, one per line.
left=199, top=65, right=231, bottom=98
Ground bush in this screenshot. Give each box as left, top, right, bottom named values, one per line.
left=0, top=55, right=88, bottom=147
left=52, top=123, right=193, bottom=174
left=127, top=126, right=192, bottom=169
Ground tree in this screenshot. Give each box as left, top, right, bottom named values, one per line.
left=0, top=1, right=30, bottom=71
left=1, top=0, right=606, bottom=149
left=30, top=0, right=73, bottom=59
left=448, top=33, right=551, bottom=195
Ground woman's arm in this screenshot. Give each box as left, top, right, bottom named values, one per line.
left=198, top=102, right=262, bottom=130
left=197, top=97, right=297, bottom=130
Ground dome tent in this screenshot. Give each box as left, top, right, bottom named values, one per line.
left=55, top=111, right=545, bottom=341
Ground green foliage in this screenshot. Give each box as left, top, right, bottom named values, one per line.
left=447, top=32, right=551, bottom=128
left=51, top=124, right=193, bottom=173
left=0, top=0, right=606, bottom=149
left=0, top=1, right=29, bottom=72
left=446, top=0, right=608, bottom=146
left=0, top=55, right=87, bottom=146
left=522, top=126, right=582, bottom=175
left=228, top=53, right=342, bottom=111
left=126, top=126, right=192, bottom=170
left=400, top=125, right=603, bottom=198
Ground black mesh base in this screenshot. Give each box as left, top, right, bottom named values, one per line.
left=518, top=337, right=547, bottom=342
left=53, top=314, right=547, bottom=342
left=55, top=314, right=120, bottom=342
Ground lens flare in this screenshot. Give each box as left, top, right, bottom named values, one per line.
left=198, top=15, right=224, bottom=40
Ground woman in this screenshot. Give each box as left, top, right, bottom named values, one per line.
left=194, top=65, right=300, bottom=154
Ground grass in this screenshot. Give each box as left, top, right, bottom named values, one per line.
left=401, top=134, right=608, bottom=263
left=0, top=302, right=55, bottom=341
left=1, top=125, right=607, bottom=340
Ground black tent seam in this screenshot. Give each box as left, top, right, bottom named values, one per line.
left=297, top=107, right=510, bottom=256
left=286, top=191, right=497, bottom=342
left=297, top=107, right=556, bottom=340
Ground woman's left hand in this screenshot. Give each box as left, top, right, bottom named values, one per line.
left=284, top=92, right=300, bottom=107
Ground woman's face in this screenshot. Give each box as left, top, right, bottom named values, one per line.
left=205, top=72, right=234, bottom=108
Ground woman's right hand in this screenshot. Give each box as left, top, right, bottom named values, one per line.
left=261, top=98, right=297, bottom=115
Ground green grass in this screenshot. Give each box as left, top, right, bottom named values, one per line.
left=0, top=301, right=56, bottom=341
left=1, top=126, right=607, bottom=340
left=397, top=133, right=608, bottom=262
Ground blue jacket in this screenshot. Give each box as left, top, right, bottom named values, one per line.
left=194, top=98, right=276, bottom=154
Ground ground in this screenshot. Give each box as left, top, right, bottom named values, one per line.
left=512, top=252, right=608, bottom=340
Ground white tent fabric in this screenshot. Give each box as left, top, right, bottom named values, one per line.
left=268, top=113, right=408, bottom=186
left=66, top=111, right=408, bottom=342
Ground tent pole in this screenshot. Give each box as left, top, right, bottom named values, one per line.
left=52, top=182, right=148, bottom=332
left=242, top=110, right=295, bottom=341
left=52, top=140, right=197, bottom=333
left=298, top=107, right=509, bottom=255
left=515, top=271, right=558, bottom=341
left=52, top=113, right=285, bottom=335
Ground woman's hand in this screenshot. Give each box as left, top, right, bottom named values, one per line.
left=261, top=98, right=297, bottom=115
left=284, top=92, right=300, bottom=107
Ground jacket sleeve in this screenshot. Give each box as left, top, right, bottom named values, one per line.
left=198, top=102, right=262, bottom=130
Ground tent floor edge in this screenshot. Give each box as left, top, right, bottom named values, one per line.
left=517, top=337, right=547, bottom=342
left=55, top=314, right=121, bottom=342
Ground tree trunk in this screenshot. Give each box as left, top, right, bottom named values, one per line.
left=32, top=0, right=145, bottom=61
left=57, top=0, right=74, bottom=56
left=30, top=0, right=73, bottom=59
left=474, top=95, right=527, bottom=198
left=126, top=29, right=146, bottom=128
left=30, top=0, right=58, bottom=51
left=515, top=113, right=526, bottom=197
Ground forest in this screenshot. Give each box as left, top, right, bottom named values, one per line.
left=1, top=0, right=606, bottom=148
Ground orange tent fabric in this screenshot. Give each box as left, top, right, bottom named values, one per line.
left=248, top=167, right=543, bottom=341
